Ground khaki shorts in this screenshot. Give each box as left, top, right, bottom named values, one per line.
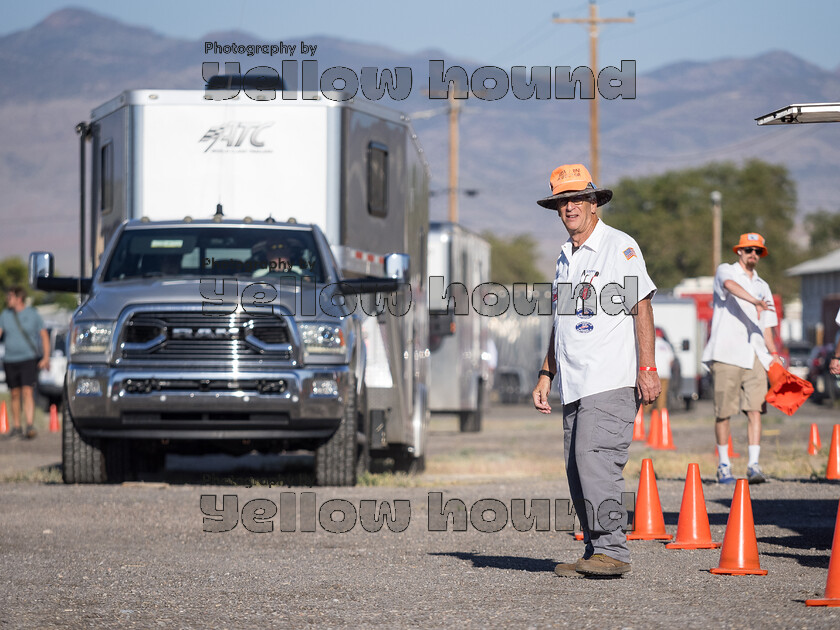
left=710, top=357, right=767, bottom=419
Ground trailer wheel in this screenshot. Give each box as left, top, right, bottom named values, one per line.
left=128, top=443, right=166, bottom=479
left=459, top=410, right=482, bottom=433
left=393, top=451, right=426, bottom=474
left=104, top=439, right=132, bottom=483
left=499, top=373, right=520, bottom=405
left=459, top=379, right=484, bottom=433
left=62, top=402, right=107, bottom=484
left=315, top=377, right=358, bottom=486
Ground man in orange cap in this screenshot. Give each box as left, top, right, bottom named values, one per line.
left=532, top=164, right=660, bottom=578
left=702, top=233, right=782, bottom=484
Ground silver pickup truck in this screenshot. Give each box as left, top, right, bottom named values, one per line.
left=31, top=219, right=402, bottom=486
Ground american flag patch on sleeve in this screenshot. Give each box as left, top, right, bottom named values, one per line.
left=623, top=247, right=636, bottom=260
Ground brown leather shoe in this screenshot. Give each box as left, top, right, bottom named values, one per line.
left=554, top=559, right=585, bottom=578
left=575, top=553, right=631, bottom=576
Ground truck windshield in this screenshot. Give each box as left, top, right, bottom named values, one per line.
left=102, top=227, right=327, bottom=283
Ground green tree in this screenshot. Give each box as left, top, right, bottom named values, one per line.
left=0, top=257, right=28, bottom=292
left=805, top=209, right=840, bottom=256
left=606, top=160, right=805, bottom=299
left=481, top=232, right=548, bottom=285
left=0, top=256, right=78, bottom=310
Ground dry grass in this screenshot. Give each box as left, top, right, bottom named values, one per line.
left=0, top=465, right=63, bottom=484
left=425, top=449, right=566, bottom=480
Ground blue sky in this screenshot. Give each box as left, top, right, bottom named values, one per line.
left=3, top=0, right=839, bottom=73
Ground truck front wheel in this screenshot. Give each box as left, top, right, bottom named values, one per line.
left=62, top=402, right=107, bottom=484
left=315, top=378, right=358, bottom=486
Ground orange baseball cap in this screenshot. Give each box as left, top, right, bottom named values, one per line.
left=536, top=163, right=613, bottom=209
left=733, top=233, right=768, bottom=257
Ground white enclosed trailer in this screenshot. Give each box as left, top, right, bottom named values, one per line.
left=65, top=88, right=432, bottom=477
left=427, top=222, right=491, bottom=431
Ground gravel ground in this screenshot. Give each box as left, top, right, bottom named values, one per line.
left=2, top=399, right=840, bottom=628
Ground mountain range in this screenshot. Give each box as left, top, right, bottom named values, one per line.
left=2, top=8, right=839, bottom=276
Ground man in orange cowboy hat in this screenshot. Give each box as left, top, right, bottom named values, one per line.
left=702, top=233, right=782, bottom=485
left=531, top=164, right=660, bottom=578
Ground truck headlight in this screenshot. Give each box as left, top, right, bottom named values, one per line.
left=299, top=323, right=346, bottom=356
left=70, top=322, right=114, bottom=357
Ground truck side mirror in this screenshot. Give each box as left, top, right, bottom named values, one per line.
left=28, top=251, right=91, bottom=294
left=29, top=252, right=54, bottom=288
left=384, top=253, right=410, bottom=282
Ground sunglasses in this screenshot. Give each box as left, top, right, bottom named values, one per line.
left=558, top=194, right=595, bottom=208
left=741, top=247, right=764, bottom=254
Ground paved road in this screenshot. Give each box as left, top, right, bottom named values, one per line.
left=2, top=400, right=840, bottom=628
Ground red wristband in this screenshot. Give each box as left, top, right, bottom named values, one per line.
left=639, top=366, right=657, bottom=372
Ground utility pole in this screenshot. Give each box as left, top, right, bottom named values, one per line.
left=448, top=91, right=461, bottom=223
left=553, top=1, right=634, bottom=186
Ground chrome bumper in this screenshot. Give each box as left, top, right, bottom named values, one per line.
left=67, top=364, right=351, bottom=439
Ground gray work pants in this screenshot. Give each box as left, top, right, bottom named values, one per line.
left=563, top=387, right=637, bottom=563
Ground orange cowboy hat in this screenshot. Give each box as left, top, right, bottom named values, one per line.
left=536, top=163, right=613, bottom=209
left=733, top=233, right=768, bottom=257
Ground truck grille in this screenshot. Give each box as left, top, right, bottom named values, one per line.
left=120, top=312, right=293, bottom=362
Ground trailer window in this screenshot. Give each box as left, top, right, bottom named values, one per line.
left=367, top=142, right=388, bottom=217
left=100, top=142, right=113, bottom=214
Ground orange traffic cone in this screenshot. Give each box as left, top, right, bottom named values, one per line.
left=828, top=425, right=840, bottom=481
left=49, top=404, right=59, bottom=433
left=666, top=463, right=721, bottom=549
left=646, top=409, right=662, bottom=447
left=713, top=436, right=741, bottom=459
left=0, top=401, right=8, bottom=434
left=627, top=458, right=673, bottom=541
left=710, top=479, right=767, bottom=575
left=808, top=423, right=822, bottom=456
left=633, top=406, right=645, bottom=441
left=647, top=408, right=676, bottom=450
left=806, top=498, right=840, bottom=606
left=657, top=408, right=677, bottom=450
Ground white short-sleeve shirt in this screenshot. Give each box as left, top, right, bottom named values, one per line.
left=701, top=262, right=778, bottom=370
left=552, top=220, right=656, bottom=404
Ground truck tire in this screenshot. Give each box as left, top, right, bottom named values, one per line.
left=62, top=403, right=107, bottom=484
left=315, top=378, right=358, bottom=486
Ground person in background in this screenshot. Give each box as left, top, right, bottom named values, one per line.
left=0, top=286, right=50, bottom=439
left=702, top=233, right=782, bottom=485
left=645, top=327, right=675, bottom=412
